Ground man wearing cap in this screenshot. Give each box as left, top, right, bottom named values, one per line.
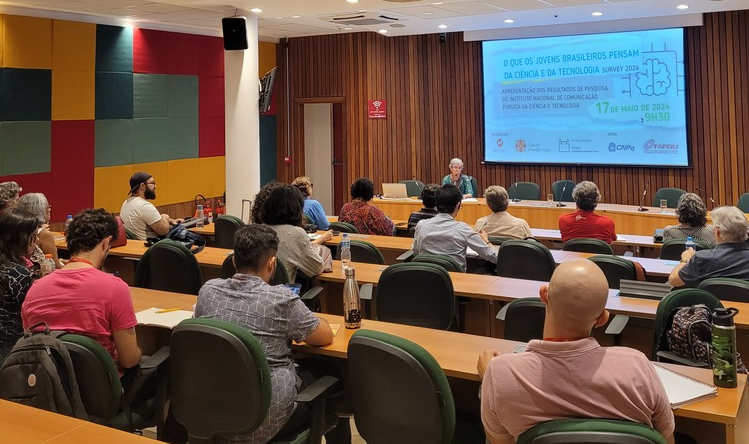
left=120, top=172, right=183, bottom=240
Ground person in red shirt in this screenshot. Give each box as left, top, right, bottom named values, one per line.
left=558, top=181, right=617, bottom=244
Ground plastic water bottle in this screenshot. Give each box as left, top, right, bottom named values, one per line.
left=712, top=307, right=740, bottom=388
left=42, top=254, right=55, bottom=276
left=196, top=205, right=204, bottom=229
left=340, top=233, right=351, bottom=275
left=64, top=214, right=73, bottom=234
left=343, top=266, right=361, bottom=329
left=685, top=236, right=695, bottom=251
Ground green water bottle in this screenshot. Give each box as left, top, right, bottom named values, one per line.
left=711, top=307, right=739, bottom=388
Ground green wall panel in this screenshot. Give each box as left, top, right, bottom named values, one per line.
left=167, top=117, right=198, bottom=160
left=1, top=122, right=51, bottom=175
left=167, top=75, right=198, bottom=118
left=132, top=118, right=169, bottom=163
left=95, top=119, right=134, bottom=166
left=134, top=74, right=168, bottom=118
left=2, top=68, right=52, bottom=122
left=96, top=25, right=133, bottom=73
left=259, top=115, right=277, bottom=185
left=95, top=72, right=133, bottom=119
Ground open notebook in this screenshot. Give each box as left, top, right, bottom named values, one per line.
left=653, top=363, right=718, bottom=408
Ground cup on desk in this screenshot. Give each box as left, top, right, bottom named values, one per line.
left=547, top=193, right=554, bottom=206
left=660, top=199, right=668, bottom=213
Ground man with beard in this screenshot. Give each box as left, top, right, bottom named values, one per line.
left=120, top=172, right=183, bottom=240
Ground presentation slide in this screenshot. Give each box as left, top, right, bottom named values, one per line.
left=482, top=28, right=688, bottom=167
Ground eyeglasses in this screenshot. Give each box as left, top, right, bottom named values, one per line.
left=146, top=181, right=156, bottom=186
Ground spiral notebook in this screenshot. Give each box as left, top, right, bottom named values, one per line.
left=653, top=363, right=718, bottom=408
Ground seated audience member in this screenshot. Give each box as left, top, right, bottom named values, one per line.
left=120, top=172, right=183, bottom=240
left=339, top=177, right=395, bottom=236
left=478, top=260, right=675, bottom=444
left=0, top=209, right=39, bottom=359
left=195, top=225, right=343, bottom=443
left=669, top=205, right=749, bottom=287
left=558, top=181, right=617, bottom=244
left=474, top=186, right=532, bottom=239
left=441, top=158, right=474, bottom=198
left=260, top=184, right=333, bottom=282
left=0, top=181, right=21, bottom=214
left=252, top=181, right=283, bottom=224
left=407, top=183, right=439, bottom=232
left=413, top=184, right=496, bottom=272
left=292, top=176, right=330, bottom=230
left=663, top=193, right=716, bottom=247
left=16, top=193, right=64, bottom=270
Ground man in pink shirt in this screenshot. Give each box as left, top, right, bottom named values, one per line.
left=558, top=181, right=617, bottom=244
left=478, top=260, right=675, bottom=444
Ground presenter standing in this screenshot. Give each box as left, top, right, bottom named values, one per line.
left=442, top=158, right=474, bottom=198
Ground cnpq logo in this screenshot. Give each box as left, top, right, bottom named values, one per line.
left=608, top=142, right=635, bottom=152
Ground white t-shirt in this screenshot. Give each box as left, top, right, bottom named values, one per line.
left=120, top=196, right=162, bottom=240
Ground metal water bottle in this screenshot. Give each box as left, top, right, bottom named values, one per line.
left=712, top=307, right=739, bottom=388
left=343, top=266, right=361, bottom=329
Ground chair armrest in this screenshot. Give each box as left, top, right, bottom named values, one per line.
left=296, top=375, right=338, bottom=403
left=396, top=250, right=414, bottom=262
left=604, top=315, right=629, bottom=335
left=297, top=375, right=339, bottom=444
left=656, top=351, right=710, bottom=368
left=140, top=345, right=170, bottom=370
left=359, top=283, right=373, bottom=301
left=302, top=286, right=324, bottom=300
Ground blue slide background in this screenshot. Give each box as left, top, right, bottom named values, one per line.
left=482, top=28, right=688, bottom=167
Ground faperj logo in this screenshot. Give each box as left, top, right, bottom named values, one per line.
left=644, top=139, right=679, bottom=152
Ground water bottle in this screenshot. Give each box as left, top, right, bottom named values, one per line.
left=340, top=233, right=351, bottom=275
left=343, top=266, right=361, bottom=329
left=196, top=204, right=204, bottom=229
left=42, top=254, right=55, bottom=276
left=64, top=214, right=73, bottom=234
left=712, top=307, right=740, bottom=388
left=685, top=236, right=695, bottom=251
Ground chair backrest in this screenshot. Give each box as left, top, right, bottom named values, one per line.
left=517, top=419, right=667, bottom=444
left=61, top=334, right=121, bottom=425
left=551, top=180, right=575, bottom=202
left=507, top=182, right=541, bottom=201
left=497, top=239, right=556, bottom=281
left=214, top=215, right=245, bottom=249
left=399, top=180, right=425, bottom=197
left=348, top=329, right=455, bottom=444
left=588, top=255, right=637, bottom=289
left=737, top=193, right=749, bottom=213
left=221, top=253, right=235, bottom=279
left=337, top=240, right=385, bottom=265
left=652, top=288, right=723, bottom=360
left=488, top=236, right=511, bottom=246
left=329, top=221, right=359, bottom=233
left=652, top=187, right=686, bottom=208
left=411, top=253, right=463, bottom=272
left=134, top=239, right=202, bottom=295
left=503, top=298, right=545, bottom=342
left=658, top=238, right=711, bottom=260
left=171, top=318, right=271, bottom=444
left=563, top=237, right=614, bottom=255
left=270, top=258, right=291, bottom=285
left=469, top=176, right=479, bottom=197
left=124, top=227, right=138, bottom=240
left=376, top=262, right=455, bottom=330
left=697, top=277, right=749, bottom=303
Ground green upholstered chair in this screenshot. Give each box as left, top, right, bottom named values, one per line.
left=487, top=236, right=512, bottom=246
left=170, top=318, right=337, bottom=444
left=658, top=238, right=711, bottom=260
left=652, top=188, right=686, bottom=208
left=411, top=253, right=463, bottom=272
left=587, top=255, right=637, bottom=290
left=399, top=180, right=425, bottom=197
left=214, top=215, right=245, bottom=249
left=551, top=180, right=575, bottom=203
left=124, top=227, right=138, bottom=240
left=495, top=297, right=545, bottom=342
left=347, top=329, right=484, bottom=444
left=336, top=240, right=385, bottom=265
left=469, top=176, right=479, bottom=197
left=507, top=182, right=542, bottom=201
left=697, top=277, right=749, bottom=303
left=496, top=239, right=556, bottom=282
left=652, top=288, right=722, bottom=366
left=329, top=221, right=358, bottom=233
left=517, top=419, right=667, bottom=444
left=134, top=239, right=202, bottom=295
left=562, top=237, right=614, bottom=255
left=375, top=262, right=455, bottom=330
left=737, top=193, right=749, bottom=213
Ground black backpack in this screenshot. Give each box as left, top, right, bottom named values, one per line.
left=0, top=323, right=88, bottom=419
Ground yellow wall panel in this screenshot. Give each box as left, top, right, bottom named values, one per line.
left=94, top=165, right=136, bottom=213
left=52, top=70, right=95, bottom=120
left=0, top=15, right=5, bottom=66
left=52, top=20, right=95, bottom=71
left=198, top=156, right=226, bottom=199
left=4, top=15, right=52, bottom=69
left=258, top=42, right=276, bottom=77
left=166, top=159, right=204, bottom=204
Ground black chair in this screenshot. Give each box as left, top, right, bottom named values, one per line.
left=496, top=239, right=556, bottom=281
left=507, top=182, right=541, bottom=201
left=697, top=277, right=749, bottom=303
left=214, top=215, right=245, bottom=249
left=399, top=180, right=425, bottom=197
left=411, top=253, right=462, bottom=272
left=376, top=262, right=455, bottom=330
left=329, top=221, right=358, bottom=233
left=336, top=240, right=385, bottom=265
left=653, top=288, right=722, bottom=365
left=652, top=187, right=686, bottom=208
left=517, top=418, right=667, bottom=444
left=737, top=192, right=749, bottom=213
left=469, top=176, right=479, bottom=197
left=170, top=318, right=336, bottom=444
left=495, top=298, right=545, bottom=342
left=658, top=238, right=711, bottom=260
left=551, top=180, right=575, bottom=202
left=587, top=255, right=637, bottom=289
left=134, top=239, right=202, bottom=295
left=562, top=237, right=614, bottom=255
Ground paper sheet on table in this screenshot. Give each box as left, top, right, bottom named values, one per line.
left=136, top=307, right=194, bottom=328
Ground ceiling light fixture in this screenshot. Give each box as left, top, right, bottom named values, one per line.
left=250, top=8, right=262, bottom=13
left=344, top=27, right=353, bottom=30
left=347, top=0, right=359, bottom=3
left=591, top=11, right=603, bottom=16
left=677, top=4, right=689, bottom=9
left=504, top=19, right=514, bottom=24
left=291, top=15, right=300, bottom=18
left=378, top=29, right=388, bottom=34
left=438, top=24, right=447, bottom=29
left=422, top=12, right=433, bottom=15
left=432, top=2, right=444, bottom=4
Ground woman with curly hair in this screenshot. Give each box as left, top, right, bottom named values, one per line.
left=339, top=177, right=395, bottom=236
left=663, top=193, right=716, bottom=247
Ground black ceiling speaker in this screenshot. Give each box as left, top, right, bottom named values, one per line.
left=222, top=17, right=248, bottom=50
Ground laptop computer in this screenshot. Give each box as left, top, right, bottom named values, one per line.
left=381, top=183, right=410, bottom=199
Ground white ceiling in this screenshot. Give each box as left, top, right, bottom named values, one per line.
left=0, top=0, right=746, bottom=41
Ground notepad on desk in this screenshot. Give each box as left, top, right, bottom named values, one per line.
left=653, top=363, right=718, bottom=408
left=136, top=307, right=194, bottom=328
left=308, top=233, right=321, bottom=240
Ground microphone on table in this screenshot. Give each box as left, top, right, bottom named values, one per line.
left=511, top=175, right=521, bottom=203
left=695, top=187, right=716, bottom=209
left=556, top=182, right=568, bottom=207
left=637, top=181, right=650, bottom=212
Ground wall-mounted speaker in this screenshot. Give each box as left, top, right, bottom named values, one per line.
left=222, top=17, right=248, bottom=50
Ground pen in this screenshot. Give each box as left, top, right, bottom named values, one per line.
left=156, top=308, right=183, bottom=314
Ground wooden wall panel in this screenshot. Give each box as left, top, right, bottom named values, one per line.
left=277, top=11, right=749, bottom=208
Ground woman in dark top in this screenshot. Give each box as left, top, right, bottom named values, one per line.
left=0, top=208, right=40, bottom=358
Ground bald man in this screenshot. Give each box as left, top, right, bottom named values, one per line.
left=478, top=260, right=675, bottom=444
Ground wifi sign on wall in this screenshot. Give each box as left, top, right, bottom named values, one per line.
left=368, top=100, right=387, bottom=119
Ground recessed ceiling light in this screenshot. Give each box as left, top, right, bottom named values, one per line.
left=591, top=11, right=603, bottom=16
left=347, top=0, right=359, bottom=3
left=343, top=27, right=353, bottom=30
left=275, top=16, right=283, bottom=19
left=422, top=12, right=433, bottom=15
left=432, top=2, right=444, bottom=4
left=504, top=19, right=514, bottom=24
left=250, top=8, right=261, bottom=13
left=677, top=4, right=689, bottom=9
left=291, top=15, right=300, bottom=18
left=378, top=29, right=388, bottom=34
left=438, top=24, right=447, bottom=29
